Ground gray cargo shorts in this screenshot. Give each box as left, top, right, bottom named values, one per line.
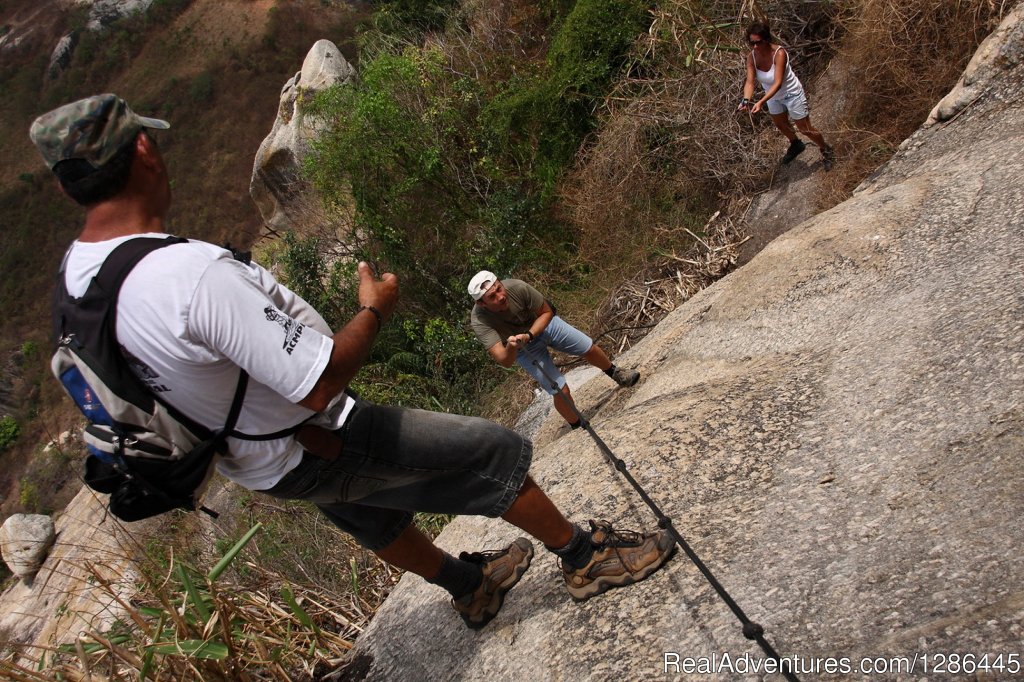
left=260, top=401, right=532, bottom=550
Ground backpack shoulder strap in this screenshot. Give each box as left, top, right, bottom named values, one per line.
left=97, top=236, right=252, bottom=442
left=94, top=236, right=189, bottom=300
left=72, top=236, right=260, bottom=444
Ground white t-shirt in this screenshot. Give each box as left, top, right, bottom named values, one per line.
left=62, top=233, right=354, bottom=490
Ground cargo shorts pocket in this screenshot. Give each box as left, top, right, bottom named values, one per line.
left=334, top=470, right=387, bottom=502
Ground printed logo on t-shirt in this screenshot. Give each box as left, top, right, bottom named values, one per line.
left=122, top=347, right=171, bottom=392
left=264, top=307, right=305, bottom=355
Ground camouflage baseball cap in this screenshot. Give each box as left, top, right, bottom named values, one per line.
left=29, top=93, right=169, bottom=170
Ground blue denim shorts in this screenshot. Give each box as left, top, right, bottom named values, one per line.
left=260, top=402, right=532, bottom=550
left=515, top=315, right=594, bottom=395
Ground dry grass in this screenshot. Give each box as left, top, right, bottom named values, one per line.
left=816, top=0, right=1009, bottom=206
left=560, top=0, right=1010, bottom=337
left=476, top=371, right=538, bottom=429
left=562, top=0, right=839, bottom=279
left=589, top=210, right=746, bottom=354
left=0, top=514, right=394, bottom=681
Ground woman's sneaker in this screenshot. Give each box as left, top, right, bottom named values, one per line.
left=452, top=538, right=534, bottom=629
left=781, top=138, right=806, bottom=164
left=822, top=145, right=835, bottom=171
left=562, top=520, right=675, bottom=601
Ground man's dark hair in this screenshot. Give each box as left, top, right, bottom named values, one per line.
left=746, top=21, right=772, bottom=43
left=53, top=134, right=139, bottom=206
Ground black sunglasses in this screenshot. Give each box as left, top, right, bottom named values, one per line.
left=748, top=37, right=765, bottom=45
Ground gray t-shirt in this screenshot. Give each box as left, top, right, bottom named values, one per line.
left=470, top=279, right=545, bottom=349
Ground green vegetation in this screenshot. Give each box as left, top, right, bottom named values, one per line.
left=485, top=0, right=651, bottom=195
left=17, top=479, right=37, bottom=512
left=0, top=415, right=18, bottom=451
left=298, top=0, right=652, bottom=412
left=371, top=0, right=462, bottom=38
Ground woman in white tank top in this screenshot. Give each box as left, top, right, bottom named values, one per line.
left=737, top=21, right=834, bottom=170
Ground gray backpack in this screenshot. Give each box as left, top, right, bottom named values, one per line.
left=52, top=236, right=263, bottom=520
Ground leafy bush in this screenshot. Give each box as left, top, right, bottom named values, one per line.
left=278, top=232, right=355, bottom=329
left=303, top=1, right=647, bottom=306
left=371, top=0, right=461, bottom=39
left=18, top=479, right=37, bottom=512
left=483, top=0, right=651, bottom=195
left=0, top=415, right=18, bottom=451
left=296, top=0, right=651, bottom=413
left=19, top=340, right=38, bottom=360
left=306, top=47, right=517, bottom=312
left=0, top=524, right=378, bottom=680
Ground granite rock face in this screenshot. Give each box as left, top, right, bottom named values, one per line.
left=80, top=0, right=155, bottom=31
left=47, top=32, right=78, bottom=79
left=0, top=514, right=55, bottom=582
left=347, top=8, right=1024, bottom=680
left=0, top=489, right=139, bottom=650
left=250, top=39, right=356, bottom=232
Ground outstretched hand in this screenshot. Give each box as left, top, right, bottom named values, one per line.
left=505, top=333, right=530, bottom=350
left=357, top=261, right=399, bottom=321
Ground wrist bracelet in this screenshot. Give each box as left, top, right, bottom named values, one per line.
left=526, top=330, right=534, bottom=341
left=359, top=305, right=383, bottom=333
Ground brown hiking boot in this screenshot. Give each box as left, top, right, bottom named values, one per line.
left=563, top=520, right=675, bottom=601
left=452, top=538, right=534, bottom=629
left=610, top=366, right=640, bottom=387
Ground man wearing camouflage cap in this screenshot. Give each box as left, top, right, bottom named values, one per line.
left=34, top=94, right=674, bottom=630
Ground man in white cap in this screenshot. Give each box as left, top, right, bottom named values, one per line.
left=33, top=94, right=674, bottom=632
left=468, top=271, right=640, bottom=429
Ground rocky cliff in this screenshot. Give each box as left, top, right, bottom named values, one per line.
left=347, top=6, right=1024, bottom=679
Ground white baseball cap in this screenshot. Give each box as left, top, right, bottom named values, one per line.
left=467, top=270, right=498, bottom=300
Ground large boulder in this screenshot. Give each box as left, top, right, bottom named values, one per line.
left=47, top=33, right=78, bottom=79
left=80, top=0, right=155, bottom=31
left=250, top=39, right=356, bottom=233
left=0, top=514, right=55, bottom=582
left=0, top=488, right=140, bottom=652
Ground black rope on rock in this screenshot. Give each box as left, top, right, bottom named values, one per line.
left=533, top=360, right=799, bottom=682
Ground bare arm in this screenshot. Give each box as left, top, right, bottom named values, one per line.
left=298, top=262, right=398, bottom=412
left=487, top=339, right=518, bottom=367
left=486, top=300, right=554, bottom=368
left=739, top=53, right=757, bottom=110
left=528, top=300, right=554, bottom=338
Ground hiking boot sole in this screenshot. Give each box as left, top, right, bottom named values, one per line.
left=567, top=534, right=676, bottom=602
left=460, top=541, right=534, bottom=630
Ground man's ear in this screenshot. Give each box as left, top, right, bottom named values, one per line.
left=134, top=132, right=161, bottom=171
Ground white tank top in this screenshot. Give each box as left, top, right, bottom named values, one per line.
left=754, top=46, right=803, bottom=102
